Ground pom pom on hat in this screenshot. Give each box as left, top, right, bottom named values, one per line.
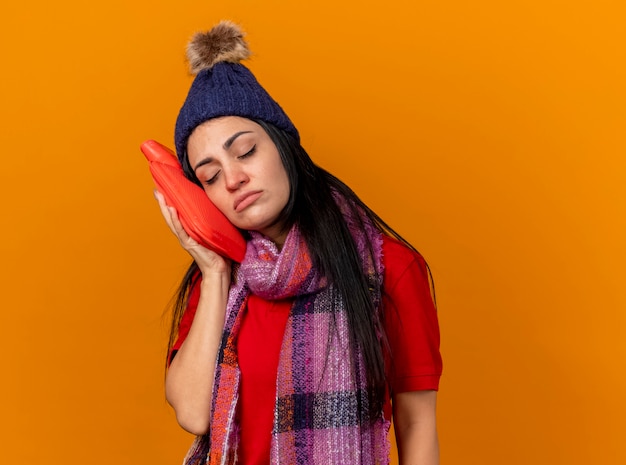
left=174, top=20, right=299, bottom=161
left=187, top=21, right=251, bottom=74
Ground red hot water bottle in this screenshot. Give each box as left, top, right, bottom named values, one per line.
left=141, top=139, right=246, bottom=262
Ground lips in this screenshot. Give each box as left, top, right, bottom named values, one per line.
left=233, top=190, right=263, bottom=212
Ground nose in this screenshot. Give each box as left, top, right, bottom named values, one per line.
left=223, top=165, right=249, bottom=191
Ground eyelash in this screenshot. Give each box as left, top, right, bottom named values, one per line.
left=204, top=145, right=256, bottom=186
left=239, top=144, right=256, bottom=159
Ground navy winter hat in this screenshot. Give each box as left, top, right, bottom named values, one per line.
left=174, top=21, right=299, bottom=161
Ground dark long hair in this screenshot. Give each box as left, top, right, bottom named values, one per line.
left=167, top=119, right=434, bottom=421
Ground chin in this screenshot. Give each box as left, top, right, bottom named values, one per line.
left=239, top=217, right=285, bottom=241
left=234, top=210, right=278, bottom=230
left=233, top=218, right=273, bottom=234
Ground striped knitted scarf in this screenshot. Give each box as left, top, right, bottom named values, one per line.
left=183, top=205, right=389, bottom=465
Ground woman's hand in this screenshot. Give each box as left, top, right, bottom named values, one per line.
left=155, top=189, right=233, bottom=434
left=154, top=190, right=230, bottom=275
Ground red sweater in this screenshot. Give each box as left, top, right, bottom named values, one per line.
left=172, top=236, right=442, bottom=464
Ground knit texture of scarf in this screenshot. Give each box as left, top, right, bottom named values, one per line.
left=183, top=205, right=389, bottom=465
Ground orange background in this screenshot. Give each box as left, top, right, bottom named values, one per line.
left=1, top=1, right=624, bottom=463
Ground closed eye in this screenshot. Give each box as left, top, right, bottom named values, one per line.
left=204, top=170, right=220, bottom=185
left=203, top=145, right=255, bottom=186
left=238, top=144, right=256, bottom=160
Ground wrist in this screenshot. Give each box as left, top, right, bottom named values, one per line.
left=200, top=269, right=231, bottom=291
left=198, top=258, right=231, bottom=277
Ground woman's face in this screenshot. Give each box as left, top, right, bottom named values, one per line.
left=187, top=116, right=291, bottom=246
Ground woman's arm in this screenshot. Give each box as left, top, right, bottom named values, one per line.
left=155, top=191, right=231, bottom=435
left=393, top=390, right=439, bottom=465
left=165, top=272, right=229, bottom=435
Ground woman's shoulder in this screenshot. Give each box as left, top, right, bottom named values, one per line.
left=382, top=235, right=428, bottom=269
left=381, top=235, right=430, bottom=291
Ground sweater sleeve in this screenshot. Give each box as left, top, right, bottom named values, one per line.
left=168, top=278, right=202, bottom=364
left=382, top=237, right=443, bottom=394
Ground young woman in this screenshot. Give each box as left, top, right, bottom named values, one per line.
left=155, top=21, right=442, bottom=465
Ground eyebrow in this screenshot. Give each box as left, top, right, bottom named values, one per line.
left=193, top=131, right=253, bottom=171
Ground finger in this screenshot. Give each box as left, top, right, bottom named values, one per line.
left=152, top=190, right=201, bottom=248
left=153, top=190, right=178, bottom=233
left=168, top=206, right=196, bottom=245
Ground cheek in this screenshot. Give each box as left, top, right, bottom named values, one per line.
left=204, top=190, right=231, bottom=216
left=271, top=161, right=291, bottom=200
left=279, top=175, right=291, bottom=203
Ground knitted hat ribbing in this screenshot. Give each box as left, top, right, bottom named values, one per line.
left=174, top=21, right=299, bottom=161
